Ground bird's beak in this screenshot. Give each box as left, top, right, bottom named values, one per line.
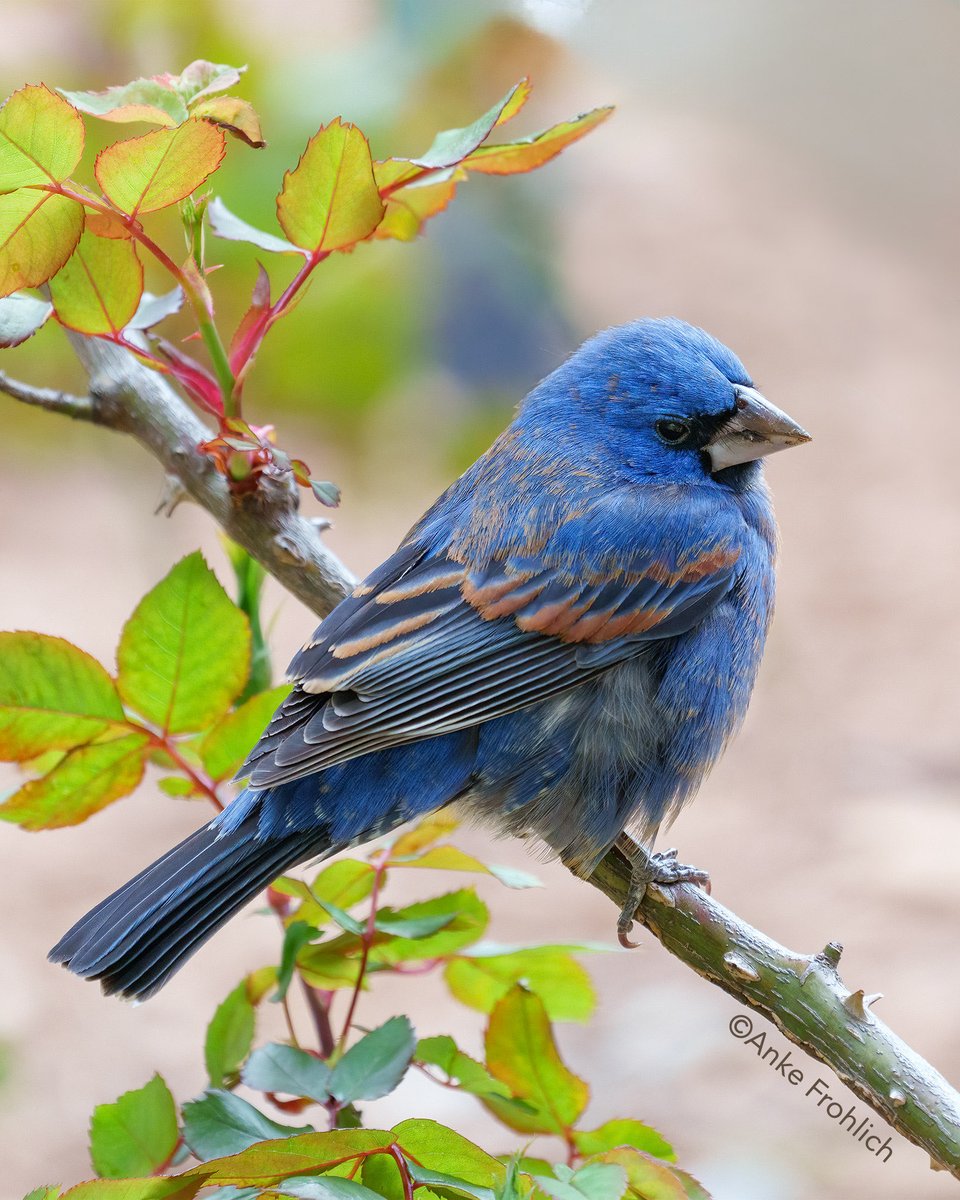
left=705, top=386, right=811, bottom=472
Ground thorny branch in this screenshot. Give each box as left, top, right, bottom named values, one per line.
left=2, top=338, right=959, bottom=1177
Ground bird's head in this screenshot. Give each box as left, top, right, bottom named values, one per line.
left=538, top=318, right=810, bottom=485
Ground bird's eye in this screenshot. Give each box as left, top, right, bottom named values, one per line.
left=655, top=418, right=692, bottom=446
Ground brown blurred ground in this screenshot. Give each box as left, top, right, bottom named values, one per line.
left=2, top=2, right=960, bottom=1197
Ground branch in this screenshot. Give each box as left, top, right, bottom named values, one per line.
left=590, top=845, right=960, bottom=1176
left=4, top=336, right=959, bottom=1175
left=0, top=371, right=96, bottom=422
left=1, top=337, right=354, bottom=616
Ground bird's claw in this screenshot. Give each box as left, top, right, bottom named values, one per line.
left=616, top=844, right=711, bottom=948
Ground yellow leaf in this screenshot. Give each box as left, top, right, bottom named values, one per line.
left=0, top=84, right=84, bottom=193
left=49, top=231, right=143, bottom=335
left=0, top=730, right=149, bottom=830
left=277, top=117, right=384, bottom=253
left=95, top=118, right=226, bottom=216
left=0, top=189, right=83, bottom=297
left=192, top=97, right=265, bottom=148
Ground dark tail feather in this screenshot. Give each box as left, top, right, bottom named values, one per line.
left=49, top=817, right=334, bottom=1000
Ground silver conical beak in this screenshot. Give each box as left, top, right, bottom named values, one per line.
left=706, top=386, right=811, bottom=472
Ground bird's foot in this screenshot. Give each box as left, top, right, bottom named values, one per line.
left=616, top=841, right=711, bottom=949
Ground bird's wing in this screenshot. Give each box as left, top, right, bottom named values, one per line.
left=241, top=487, right=741, bottom=787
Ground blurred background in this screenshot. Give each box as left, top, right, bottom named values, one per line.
left=1, top=1, right=959, bottom=1196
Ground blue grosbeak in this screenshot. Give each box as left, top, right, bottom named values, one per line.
left=51, top=318, right=809, bottom=998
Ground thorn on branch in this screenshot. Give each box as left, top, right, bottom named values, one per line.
left=155, top=474, right=190, bottom=516
left=722, top=951, right=760, bottom=982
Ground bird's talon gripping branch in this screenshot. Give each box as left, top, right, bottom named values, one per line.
left=616, top=840, right=713, bottom=948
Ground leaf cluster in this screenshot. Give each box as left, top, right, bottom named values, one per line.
left=0, top=63, right=610, bottom=501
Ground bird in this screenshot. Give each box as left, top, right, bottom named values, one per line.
left=50, top=317, right=810, bottom=1000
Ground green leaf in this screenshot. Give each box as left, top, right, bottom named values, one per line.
left=208, top=197, right=302, bottom=255
left=206, top=981, right=256, bottom=1088
left=277, top=118, right=384, bottom=253
left=415, top=1035, right=511, bottom=1101
left=242, top=1043, right=332, bottom=1104
left=483, top=986, right=588, bottom=1135
left=61, top=81, right=189, bottom=127
left=182, top=1090, right=312, bottom=1161
left=116, top=552, right=250, bottom=734
left=329, top=1016, right=414, bottom=1103
left=296, top=947, right=364, bottom=991
left=0, top=291, right=53, bottom=347
left=572, top=1122, right=674, bottom=1163
left=62, top=1181, right=201, bottom=1200
left=310, top=480, right=341, bottom=508
left=463, top=108, right=613, bottom=176
left=49, top=231, right=143, bottom=336
left=0, top=85, right=84, bottom=192
left=445, top=946, right=595, bottom=1022
left=89, top=1074, right=178, bottom=1179
left=589, top=1151, right=694, bottom=1200
left=369, top=890, right=488, bottom=965
left=411, top=81, right=528, bottom=169
left=95, top=120, right=226, bottom=216
left=265, top=1179, right=382, bottom=1200
left=127, top=287, right=183, bottom=331
left=273, top=859, right=376, bottom=928
left=198, top=684, right=290, bottom=780
left=0, top=632, right=125, bottom=761
left=0, top=729, right=149, bottom=829
left=0, top=189, right=83, bottom=296
left=191, top=98, right=265, bottom=148
left=310, top=858, right=377, bottom=908
left=365, top=1119, right=504, bottom=1200
left=273, top=919, right=321, bottom=1001
left=22, top=1189, right=61, bottom=1200
left=532, top=1165, right=626, bottom=1200
left=309, top=894, right=365, bottom=936
left=388, top=844, right=541, bottom=890
left=388, top=812, right=459, bottom=856
left=375, top=909, right=456, bottom=939
left=158, top=775, right=194, bottom=796
left=406, top=1163, right=496, bottom=1200
left=183, top=1129, right=393, bottom=1187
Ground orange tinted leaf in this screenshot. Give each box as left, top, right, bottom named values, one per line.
left=0, top=189, right=83, bottom=297
left=0, top=84, right=84, bottom=193
left=496, top=77, right=532, bottom=126
left=95, top=119, right=226, bottom=216
left=192, top=97, right=265, bottom=148
left=0, top=729, right=149, bottom=830
left=84, top=208, right=131, bottom=239
left=49, top=230, right=143, bottom=335
left=277, top=117, right=384, bottom=252
left=463, top=106, right=613, bottom=175
left=375, top=171, right=460, bottom=242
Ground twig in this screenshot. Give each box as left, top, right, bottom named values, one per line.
left=0, top=371, right=97, bottom=422
left=5, top=334, right=960, bottom=1175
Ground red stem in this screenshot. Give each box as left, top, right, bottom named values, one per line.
left=146, top=732, right=223, bottom=811
left=336, top=854, right=388, bottom=1052
left=387, top=1143, right=417, bottom=1200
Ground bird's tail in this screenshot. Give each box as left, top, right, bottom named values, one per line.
left=49, top=815, right=334, bottom=1001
